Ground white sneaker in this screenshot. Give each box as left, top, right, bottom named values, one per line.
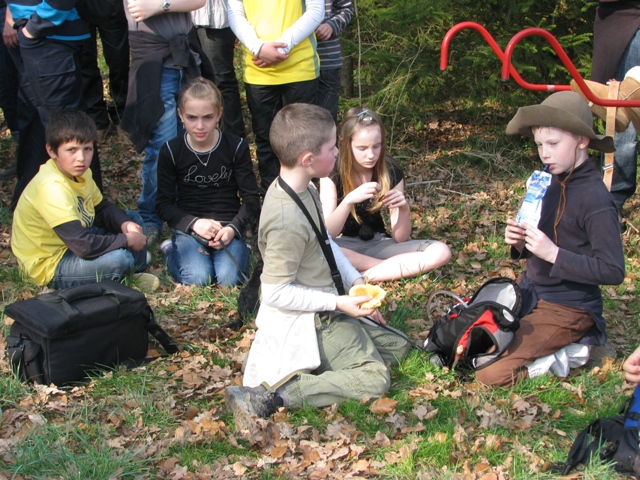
left=160, top=239, right=173, bottom=255
left=133, top=273, right=160, bottom=293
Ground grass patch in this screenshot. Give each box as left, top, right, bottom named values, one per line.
left=6, top=420, right=154, bottom=479
left=1, top=84, right=639, bottom=479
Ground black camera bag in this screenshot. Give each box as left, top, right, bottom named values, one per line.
left=5, top=281, right=177, bottom=386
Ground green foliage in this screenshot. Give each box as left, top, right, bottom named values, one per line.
left=345, top=0, right=596, bottom=132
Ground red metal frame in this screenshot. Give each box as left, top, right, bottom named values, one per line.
left=441, top=21, right=640, bottom=107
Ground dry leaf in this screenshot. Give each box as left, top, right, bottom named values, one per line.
left=370, top=396, right=398, bottom=415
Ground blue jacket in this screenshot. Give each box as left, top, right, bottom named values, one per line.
left=8, top=0, right=89, bottom=41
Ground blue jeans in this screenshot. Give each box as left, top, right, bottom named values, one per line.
left=165, top=230, right=250, bottom=287
left=49, top=211, right=148, bottom=290
left=138, top=68, right=185, bottom=230
left=611, top=27, right=640, bottom=211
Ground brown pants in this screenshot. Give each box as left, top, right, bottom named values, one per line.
left=475, top=300, right=595, bottom=387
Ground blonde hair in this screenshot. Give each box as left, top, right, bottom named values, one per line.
left=177, top=77, right=223, bottom=115
left=338, top=107, right=390, bottom=223
left=270, top=103, right=335, bottom=168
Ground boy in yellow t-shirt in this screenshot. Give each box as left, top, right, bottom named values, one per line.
left=12, top=110, right=151, bottom=289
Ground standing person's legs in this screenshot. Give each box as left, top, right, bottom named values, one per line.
left=18, top=34, right=102, bottom=191
left=611, top=27, right=640, bottom=211
left=18, top=35, right=85, bottom=124
left=475, top=300, right=595, bottom=387
left=8, top=46, right=48, bottom=207
left=245, top=83, right=283, bottom=194
left=197, top=26, right=245, bottom=138
left=0, top=5, right=19, bottom=139
left=281, top=78, right=318, bottom=107
left=138, top=68, right=184, bottom=237
left=80, top=25, right=111, bottom=132
left=246, top=79, right=318, bottom=194
left=98, top=14, right=129, bottom=126
left=315, top=68, right=341, bottom=124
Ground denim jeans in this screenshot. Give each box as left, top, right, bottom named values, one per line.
left=49, top=211, right=148, bottom=290
left=138, top=68, right=185, bottom=230
left=611, top=27, right=640, bottom=211
left=245, top=79, right=318, bottom=193
left=315, top=68, right=341, bottom=123
left=196, top=27, right=245, bottom=138
left=165, top=230, right=250, bottom=287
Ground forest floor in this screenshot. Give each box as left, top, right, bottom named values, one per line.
left=0, top=104, right=639, bottom=479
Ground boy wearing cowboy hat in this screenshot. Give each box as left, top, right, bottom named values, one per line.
left=476, top=91, right=626, bottom=387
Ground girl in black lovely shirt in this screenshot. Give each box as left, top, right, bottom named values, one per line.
left=156, top=77, right=259, bottom=286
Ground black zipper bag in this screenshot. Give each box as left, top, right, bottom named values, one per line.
left=423, top=277, right=522, bottom=371
left=553, top=383, right=640, bottom=476
left=5, top=280, right=178, bottom=386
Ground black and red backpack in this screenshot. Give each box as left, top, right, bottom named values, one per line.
left=423, top=277, right=522, bottom=371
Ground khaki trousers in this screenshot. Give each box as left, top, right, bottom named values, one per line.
left=284, top=313, right=412, bottom=408
left=475, top=300, right=595, bottom=387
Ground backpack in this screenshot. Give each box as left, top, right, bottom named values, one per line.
left=555, top=384, right=640, bottom=476
left=423, top=277, right=522, bottom=371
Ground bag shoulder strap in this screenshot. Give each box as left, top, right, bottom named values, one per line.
left=603, top=80, right=620, bottom=191
left=145, top=309, right=179, bottom=355
left=277, top=177, right=345, bottom=295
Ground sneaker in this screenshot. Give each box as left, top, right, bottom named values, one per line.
left=0, top=161, right=17, bottom=181
left=145, top=225, right=161, bottom=246
left=586, top=340, right=617, bottom=368
left=133, top=272, right=160, bottom=293
left=225, top=385, right=282, bottom=432
left=160, top=239, right=173, bottom=255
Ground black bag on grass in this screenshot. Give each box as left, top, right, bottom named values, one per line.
left=555, top=384, right=640, bottom=476
left=423, top=277, right=522, bottom=370
left=5, top=281, right=178, bottom=386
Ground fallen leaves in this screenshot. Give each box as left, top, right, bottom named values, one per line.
left=370, top=396, right=397, bottom=415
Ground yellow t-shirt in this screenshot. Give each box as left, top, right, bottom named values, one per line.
left=242, top=0, right=319, bottom=85
left=11, top=159, right=103, bottom=285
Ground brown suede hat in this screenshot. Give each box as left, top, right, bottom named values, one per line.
left=570, top=78, right=631, bottom=133
left=506, top=91, right=615, bottom=153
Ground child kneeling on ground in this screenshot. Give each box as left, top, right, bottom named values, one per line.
left=155, top=77, right=260, bottom=287
left=12, top=110, right=153, bottom=289
left=476, top=91, right=625, bottom=387
left=225, top=104, right=412, bottom=430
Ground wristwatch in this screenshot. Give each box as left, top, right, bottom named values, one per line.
left=163, top=0, right=170, bottom=12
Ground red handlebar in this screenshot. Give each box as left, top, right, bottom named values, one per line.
left=442, top=22, right=640, bottom=107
